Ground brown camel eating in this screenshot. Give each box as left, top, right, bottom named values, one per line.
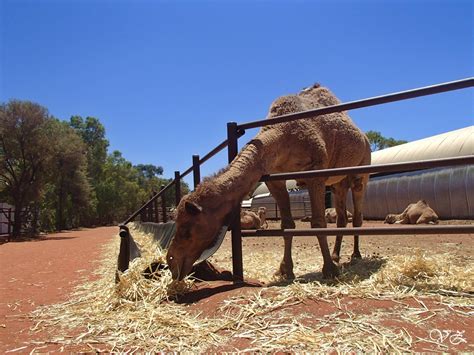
left=167, top=83, right=371, bottom=281
left=384, top=200, right=439, bottom=224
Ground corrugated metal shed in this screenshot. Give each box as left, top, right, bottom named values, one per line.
left=355, top=126, right=474, bottom=219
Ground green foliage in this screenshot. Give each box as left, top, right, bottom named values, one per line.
left=0, top=100, right=53, bottom=236
left=366, top=130, right=408, bottom=151
left=1, top=99, right=190, bottom=233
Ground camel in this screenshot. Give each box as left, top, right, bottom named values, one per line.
left=258, top=207, right=268, bottom=229
left=240, top=210, right=262, bottom=229
left=384, top=200, right=439, bottom=224
left=166, top=83, right=371, bottom=281
left=325, top=208, right=353, bottom=223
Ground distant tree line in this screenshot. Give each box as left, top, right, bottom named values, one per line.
left=0, top=100, right=189, bottom=237
left=365, top=130, right=407, bottom=151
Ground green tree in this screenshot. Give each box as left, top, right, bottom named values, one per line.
left=44, top=119, right=92, bottom=230
left=95, top=151, right=144, bottom=224
left=366, top=130, right=407, bottom=151
left=0, top=100, right=53, bottom=237
left=69, top=116, right=109, bottom=181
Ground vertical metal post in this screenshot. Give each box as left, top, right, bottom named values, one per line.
left=152, top=191, right=159, bottom=223
left=174, top=171, right=181, bottom=206
left=148, top=193, right=154, bottom=222
left=227, top=122, right=244, bottom=282
left=161, top=184, right=168, bottom=223
left=7, top=209, right=11, bottom=242
left=192, top=155, right=201, bottom=189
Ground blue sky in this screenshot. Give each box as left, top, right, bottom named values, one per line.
left=1, top=0, right=473, bottom=186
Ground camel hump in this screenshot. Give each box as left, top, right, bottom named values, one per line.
left=300, top=83, right=321, bottom=92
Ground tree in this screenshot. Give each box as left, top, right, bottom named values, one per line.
left=69, top=116, right=109, bottom=181
left=44, top=119, right=92, bottom=230
left=366, top=130, right=407, bottom=151
left=95, top=151, right=144, bottom=224
left=0, top=100, right=53, bottom=237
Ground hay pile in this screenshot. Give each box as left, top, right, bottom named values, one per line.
left=29, top=225, right=473, bottom=352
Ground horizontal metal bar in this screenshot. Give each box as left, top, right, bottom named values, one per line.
left=260, top=155, right=474, bottom=182
left=241, top=225, right=474, bottom=237
left=238, top=78, right=474, bottom=130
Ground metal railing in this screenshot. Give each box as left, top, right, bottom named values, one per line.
left=121, top=77, right=474, bottom=281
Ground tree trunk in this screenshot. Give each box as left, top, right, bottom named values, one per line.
left=56, top=175, right=64, bottom=231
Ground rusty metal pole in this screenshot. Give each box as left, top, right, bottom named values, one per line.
left=192, top=155, right=201, bottom=189
left=161, top=184, right=168, bottom=223
left=7, top=209, right=11, bottom=242
left=174, top=171, right=181, bottom=206
left=153, top=190, right=160, bottom=223
left=227, top=122, right=244, bottom=282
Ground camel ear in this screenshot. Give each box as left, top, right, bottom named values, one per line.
left=185, top=201, right=202, bottom=215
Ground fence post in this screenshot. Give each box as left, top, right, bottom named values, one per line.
left=152, top=190, right=160, bottom=223
left=161, top=184, right=168, bottom=223
left=227, top=122, right=244, bottom=282
left=192, top=155, right=201, bottom=189
left=7, top=208, right=11, bottom=242
left=174, top=171, right=181, bottom=206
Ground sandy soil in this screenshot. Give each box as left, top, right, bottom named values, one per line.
left=0, top=221, right=472, bottom=352
left=0, top=227, right=116, bottom=353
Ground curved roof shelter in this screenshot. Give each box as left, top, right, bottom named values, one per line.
left=371, top=126, right=473, bottom=165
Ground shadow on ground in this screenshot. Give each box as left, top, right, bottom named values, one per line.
left=267, top=256, right=387, bottom=287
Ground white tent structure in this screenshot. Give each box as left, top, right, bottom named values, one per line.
left=247, top=126, right=473, bottom=220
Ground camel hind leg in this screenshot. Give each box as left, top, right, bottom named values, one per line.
left=307, top=179, right=339, bottom=278
left=265, top=180, right=296, bottom=280
left=331, top=179, right=350, bottom=263
left=351, top=175, right=368, bottom=260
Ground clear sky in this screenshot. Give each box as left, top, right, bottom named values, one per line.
left=1, top=0, right=473, bottom=186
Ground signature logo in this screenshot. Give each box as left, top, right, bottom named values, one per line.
left=429, top=329, right=467, bottom=345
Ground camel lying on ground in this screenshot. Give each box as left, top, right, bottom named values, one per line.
left=301, top=208, right=353, bottom=223
left=240, top=210, right=262, bottom=229
left=384, top=200, right=439, bottom=224
left=240, top=207, right=268, bottom=229
left=167, top=83, right=371, bottom=280
left=257, top=207, right=268, bottom=229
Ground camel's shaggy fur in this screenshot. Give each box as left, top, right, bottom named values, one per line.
left=384, top=200, right=439, bottom=225
left=167, top=83, right=371, bottom=281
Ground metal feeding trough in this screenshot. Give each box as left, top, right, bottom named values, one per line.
left=116, top=222, right=228, bottom=278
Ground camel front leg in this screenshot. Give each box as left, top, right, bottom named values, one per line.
left=307, top=179, right=339, bottom=278
left=331, top=180, right=349, bottom=263
left=265, top=180, right=295, bottom=280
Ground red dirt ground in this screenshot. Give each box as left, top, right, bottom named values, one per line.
left=0, top=227, right=116, bottom=353
left=0, top=222, right=473, bottom=352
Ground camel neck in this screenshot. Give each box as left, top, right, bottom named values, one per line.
left=196, top=131, right=278, bottom=216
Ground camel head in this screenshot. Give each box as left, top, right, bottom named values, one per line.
left=166, top=195, right=225, bottom=281
left=384, top=214, right=398, bottom=224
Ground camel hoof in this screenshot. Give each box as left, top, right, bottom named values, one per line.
left=274, top=264, right=295, bottom=280
left=351, top=252, right=362, bottom=260
left=322, top=263, right=340, bottom=279
left=331, top=253, right=340, bottom=263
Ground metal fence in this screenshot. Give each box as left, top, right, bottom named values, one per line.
left=121, top=77, right=474, bottom=281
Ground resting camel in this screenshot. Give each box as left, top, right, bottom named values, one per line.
left=258, top=207, right=268, bottom=229
left=384, top=200, right=439, bottom=224
left=167, top=83, right=371, bottom=280
left=240, top=210, right=262, bottom=229
left=325, top=208, right=353, bottom=223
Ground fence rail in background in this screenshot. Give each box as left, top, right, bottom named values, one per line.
left=241, top=225, right=474, bottom=237
left=120, top=77, right=473, bottom=282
